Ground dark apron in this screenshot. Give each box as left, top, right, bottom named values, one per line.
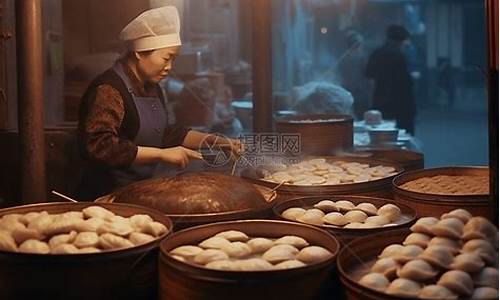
left=111, top=63, right=172, bottom=187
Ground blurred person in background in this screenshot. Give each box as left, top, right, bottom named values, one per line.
left=76, top=6, right=241, bottom=200
left=366, top=25, right=416, bottom=134
left=337, top=30, right=372, bottom=120
left=437, top=57, right=457, bottom=108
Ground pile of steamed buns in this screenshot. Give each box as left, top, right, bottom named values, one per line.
left=169, top=230, right=333, bottom=271
left=358, top=209, right=498, bottom=299
left=282, top=199, right=403, bottom=228
left=0, top=206, right=168, bottom=254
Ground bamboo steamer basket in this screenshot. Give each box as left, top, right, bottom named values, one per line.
left=0, top=202, right=172, bottom=300
left=242, top=157, right=403, bottom=202
left=273, top=195, right=416, bottom=245
left=349, top=149, right=424, bottom=171
left=275, top=114, right=353, bottom=155
left=158, top=220, right=343, bottom=300
left=337, top=229, right=412, bottom=300
left=392, top=166, right=490, bottom=218
left=96, top=172, right=277, bottom=230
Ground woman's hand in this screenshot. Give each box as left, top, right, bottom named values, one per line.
left=158, top=146, right=203, bottom=169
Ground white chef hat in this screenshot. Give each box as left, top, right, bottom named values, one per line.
left=120, top=6, right=181, bottom=52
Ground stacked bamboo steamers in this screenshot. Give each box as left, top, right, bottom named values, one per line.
left=0, top=154, right=493, bottom=300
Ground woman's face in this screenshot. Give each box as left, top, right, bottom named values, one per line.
left=136, top=46, right=180, bottom=83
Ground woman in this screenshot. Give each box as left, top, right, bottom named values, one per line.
left=76, top=6, right=240, bottom=200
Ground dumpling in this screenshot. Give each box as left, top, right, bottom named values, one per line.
left=74, top=217, right=105, bottom=232
left=27, top=214, right=53, bottom=235
left=324, top=177, right=341, bottom=186
left=370, top=257, right=399, bottom=279
left=1, top=214, right=23, bottom=224
left=82, top=206, right=115, bottom=220
left=171, top=255, right=186, bottom=262
left=470, top=287, right=499, bottom=300
left=323, top=212, right=349, bottom=226
left=129, top=232, right=155, bottom=245
left=449, top=253, right=485, bottom=273
left=48, top=231, right=77, bottom=249
left=461, top=239, right=496, bottom=264
left=428, top=237, right=460, bottom=253
left=96, top=220, right=133, bottom=237
left=396, top=259, right=438, bottom=281
left=198, top=236, right=232, bottom=250
left=418, top=285, right=458, bottom=300
left=313, top=200, right=338, bottom=212
left=365, top=215, right=390, bottom=227
left=274, top=260, right=306, bottom=270
left=270, top=170, right=293, bottom=183
left=205, top=260, right=237, bottom=271
left=246, top=238, right=274, bottom=254
left=11, top=226, right=45, bottom=245
left=377, top=204, right=401, bottom=222
left=358, top=273, right=390, bottom=292
left=437, top=270, right=473, bottom=296
left=296, top=246, right=333, bottom=264
left=140, top=221, right=168, bottom=237
left=99, top=233, right=134, bottom=250
left=335, top=200, right=355, bottom=212
left=358, top=223, right=380, bottom=229
left=403, top=233, right=431, bottom=248
left=394, top=245, right=424, bottom=264
left=214, top=230, right=249, bottom=242
left=109, top=215, right=129, bottom=224
left=19, top=239, right=50, bottom=254
left=345, top=222, right=366, bottom=229
left=61, top=211, right=84, bottom=220
left=411, top=217, right=439, bottom=235
left=462, top=217, right=498, bottom=245
left=221, top=242, right=252, bottom=258
left=0, top=230, right=18, bottom=252
left=78, top=247, right=102, bottom=254
left=344, top=210, right=368, bottom=223
left=386, top=278, right=421, bottom=297
left=262, top=244, right=299, bottom=264
left=346, top=166, right=364, bottom=176
left=441, top=209, right=472, bottom=224
left=44, top=216, right=81, bottom=236
left=234, top=258, right=273, bottom=271
left=281, top=207, right=306, bottom=221
left=274, top=235, right=309, bottom=249
left=74, top=232, right=99, bottom=248
left=296, top=209, right=324, bottom=226
left=18, top=212, right=43, bottom=226
left=169, top=245, right=203, bottom=259
left=430, top=218, right=464, bottom=239
left=339, top=175, right=357, bottom=183
left=355, top=203, right=378, bottom=216
left=193, top=249, right=229, bottom=265
left=50, top=243, right=79, bottom=254
left=472, top=267, right=499, bottom=288
left=354, top=174, right=371, bottom=183
left=379, top=244, right=404, bottom=259
left=382, top=223, right=398, bottom=228
left=129, top=214, right=153, bottom=231
left=418, top=245, right=455, bottom=269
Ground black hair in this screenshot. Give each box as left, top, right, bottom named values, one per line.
left=386, top=25, right=409, bottom=42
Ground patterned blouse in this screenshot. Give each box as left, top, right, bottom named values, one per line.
left=78, top=60, right=190, bottom=168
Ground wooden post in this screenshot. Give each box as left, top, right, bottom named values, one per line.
left=251, top=0, right=273, bottom=133
left=16, top=0, right=46, bottom=203
left=485, top=0, right=498, bottom=223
